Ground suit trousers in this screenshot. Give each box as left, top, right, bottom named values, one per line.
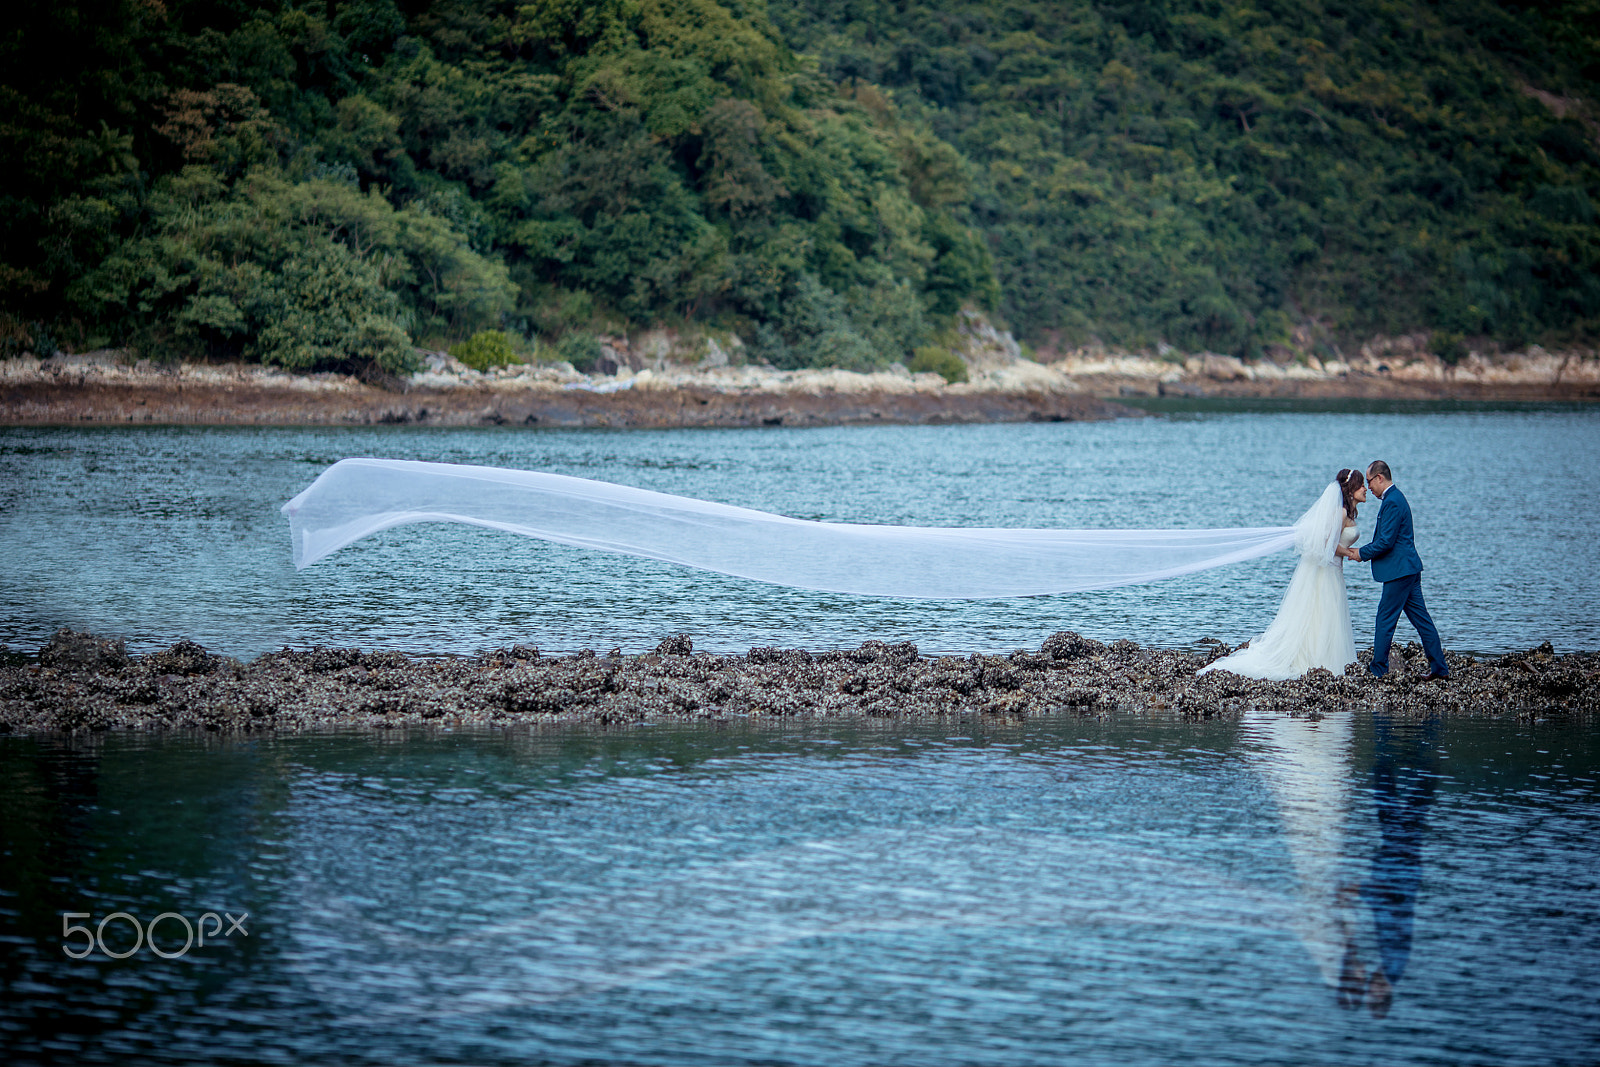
left=1370, top=573, right=1447, bottom=677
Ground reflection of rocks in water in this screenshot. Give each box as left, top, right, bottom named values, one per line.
left=1, top=628, right=1596, bottom=732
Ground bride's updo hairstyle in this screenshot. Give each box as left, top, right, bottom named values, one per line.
left=1336, top=468, right=1365, bottom=519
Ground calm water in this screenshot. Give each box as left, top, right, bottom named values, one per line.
left=1, top=404, right=1598, bottom=658
left=4, top=406, right=1598, bottom=1064
left=2, top=713, right=1596, bottom=1065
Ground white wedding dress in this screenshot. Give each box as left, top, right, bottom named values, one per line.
left=1199, top=483, right=1359, bottom=680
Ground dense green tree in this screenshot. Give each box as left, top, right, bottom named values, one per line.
left=1, top=0, right=1595, bottom=370
left=0, top=0, right=1002, bottom=369
left=771, top=0, right=1600, bottom=354
left=69, top=165, right=510, bottom=369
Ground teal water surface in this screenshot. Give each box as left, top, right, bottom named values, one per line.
left=1, top=712, right=1596, bottom=1065
left=2, top=405, right=1597, bottom=657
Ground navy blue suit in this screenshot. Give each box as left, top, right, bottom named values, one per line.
left=1358, top=486, right=1447, bottom=677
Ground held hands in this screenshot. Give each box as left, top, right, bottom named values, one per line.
left=1337, top=545, right=1362, bottom=562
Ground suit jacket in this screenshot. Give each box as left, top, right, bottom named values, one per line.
left=1359, top=486, right=1424, bottom=583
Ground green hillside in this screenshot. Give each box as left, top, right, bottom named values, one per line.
left=1, top=0, right=1596, bottom=374
left=769, top=0, right=1600, bottom=359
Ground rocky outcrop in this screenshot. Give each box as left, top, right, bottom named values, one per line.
left=2, top=629, right=1592, bottom=733
left=591, top=328, right=745, bottom=372
left=951, top=308, right=1024, bottom=368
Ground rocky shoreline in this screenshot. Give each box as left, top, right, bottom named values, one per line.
left=3, top=630, right=1593, bottom=734
left=3, top=336, right=1596, bottom=429
left=0, top=363, right=1128, bottom=428
left=1050, top=335, right=1600, bottom=402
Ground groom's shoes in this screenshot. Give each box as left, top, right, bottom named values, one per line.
left=1419, top=671, right=1449, bottom=683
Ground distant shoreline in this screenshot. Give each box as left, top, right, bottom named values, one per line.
left=4, top=630, right=1592, bottom=734
left=3, top=346, right=1596, bottom=428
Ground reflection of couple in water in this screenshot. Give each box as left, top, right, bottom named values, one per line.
left=1248, top=710, right=1439, bottom=1019
left=292, top=711, right=1447, bottom=1027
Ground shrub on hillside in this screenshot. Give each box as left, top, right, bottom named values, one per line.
left=556, top=331, right=604, bottom=373
left=449, top=330, right=519, bottom=371
left=1429, top=331, right=1467, bottom=365
left=908, top=345, right=967, bottom=383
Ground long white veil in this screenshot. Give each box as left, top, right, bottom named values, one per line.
left=1293, top=482, right=1349, bottom=568
left=282, top=458, right=1303, bottom=599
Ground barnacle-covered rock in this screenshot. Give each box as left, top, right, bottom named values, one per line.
left=39, top=629, right=129, bottom=672
left=656, top=634, right=693, bottom=656
left=1, top=630, right=1596, bottom=732
left=141, top=639, right=223, bottom=676
left=1041, top=631, right=1105, bottom=661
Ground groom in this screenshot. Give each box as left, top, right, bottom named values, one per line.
left=1337, top=461, right=1449, bottom=681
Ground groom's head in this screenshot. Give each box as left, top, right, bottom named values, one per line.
left=1367, top=460, right=1393, bottom=496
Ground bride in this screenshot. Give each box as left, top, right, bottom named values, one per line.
left=1199, top=470, right=1367, bottom=680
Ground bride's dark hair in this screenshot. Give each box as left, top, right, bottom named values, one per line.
left=1336, top=468, right=1364, bottom=520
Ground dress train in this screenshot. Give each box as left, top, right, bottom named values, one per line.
left=1199, top=524, right=1359, bottom=681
